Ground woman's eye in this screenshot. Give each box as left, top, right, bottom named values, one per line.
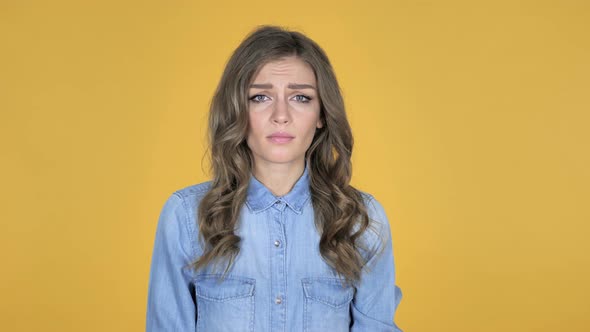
left=294, top=95, right=312, bottom=103
left=249, top=95, right=269, bottom=103
left=249, top=94, right=312, bottom=103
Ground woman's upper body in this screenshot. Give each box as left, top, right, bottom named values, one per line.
left=146, top=163, right=403, bottom=331
left=146, top=24, right=404, bottom=331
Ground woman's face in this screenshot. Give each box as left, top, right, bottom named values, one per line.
left=246, top=56, right=323, bottom=169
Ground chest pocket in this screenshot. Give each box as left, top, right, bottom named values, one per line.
left=195, top=274, right=255, bottom=332
left=302, top=277, right=355, bottom=332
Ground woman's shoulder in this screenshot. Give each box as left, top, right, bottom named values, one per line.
left=353, top=188, right=392, bottom=248
left=356, top=189, right=375, bottom=205
left=156, top=181, right=213, bottom=257
left=158, top=181, right=213, bottom=227
left=170, top=180, right=213, bottom=206
left=354, top=188, right=386, bottom=220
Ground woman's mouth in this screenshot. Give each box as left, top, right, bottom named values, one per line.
left=268, top=136, right=294, bottom=144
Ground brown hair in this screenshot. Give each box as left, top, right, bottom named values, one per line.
left=191, top=24, right=383, bottom=287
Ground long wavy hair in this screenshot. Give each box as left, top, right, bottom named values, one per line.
left=190, top=25, right=383, bottom=287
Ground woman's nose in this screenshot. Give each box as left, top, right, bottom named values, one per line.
left=272, top=98, right=290, bottom=124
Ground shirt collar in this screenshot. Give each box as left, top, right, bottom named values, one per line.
left=245, top=163, right=311, bottom=214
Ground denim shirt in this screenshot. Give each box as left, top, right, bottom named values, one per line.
left=146, top=164, right=403, bottom=332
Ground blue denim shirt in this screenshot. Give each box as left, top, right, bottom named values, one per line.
left=146, top=164, right=403, bottom=331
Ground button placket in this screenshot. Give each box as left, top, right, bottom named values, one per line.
left=269, top=201, right=287, bottom=329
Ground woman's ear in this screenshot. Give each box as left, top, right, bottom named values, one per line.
left=316, top=117, right=324, bottom=129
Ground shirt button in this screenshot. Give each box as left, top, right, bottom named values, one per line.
left=274, top=240, right=280, bottom=247
left=275, top=296, right=282, bottom=304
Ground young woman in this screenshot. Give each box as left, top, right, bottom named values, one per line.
left=146, top=25, right=403, bottom=332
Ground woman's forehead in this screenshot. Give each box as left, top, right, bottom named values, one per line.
left=251, top=57, right=316, bottom=83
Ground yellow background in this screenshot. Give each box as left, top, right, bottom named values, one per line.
left=1, top=0, right=588, bottom=331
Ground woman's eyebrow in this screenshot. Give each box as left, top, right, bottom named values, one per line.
left=249, top=83, right=316, bottom=90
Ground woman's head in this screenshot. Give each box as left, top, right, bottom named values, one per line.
left=196, top=25, right=379, bottom=286
left=207, top=25, right=352, bottom=179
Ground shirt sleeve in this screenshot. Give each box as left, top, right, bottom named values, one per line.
left=146, top=192, right=197, bottom=332
left=350, top=196, right=403, bottom=332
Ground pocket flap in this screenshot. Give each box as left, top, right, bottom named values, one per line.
left=302, top=277, right=355, bottom=308
left=195, top=274, right=255, bottom=301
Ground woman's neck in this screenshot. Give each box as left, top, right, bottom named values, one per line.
left=252, top=161, right=305, bottom=197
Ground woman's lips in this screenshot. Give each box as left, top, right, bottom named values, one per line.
left=268, top=136, right=294, bottom=144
